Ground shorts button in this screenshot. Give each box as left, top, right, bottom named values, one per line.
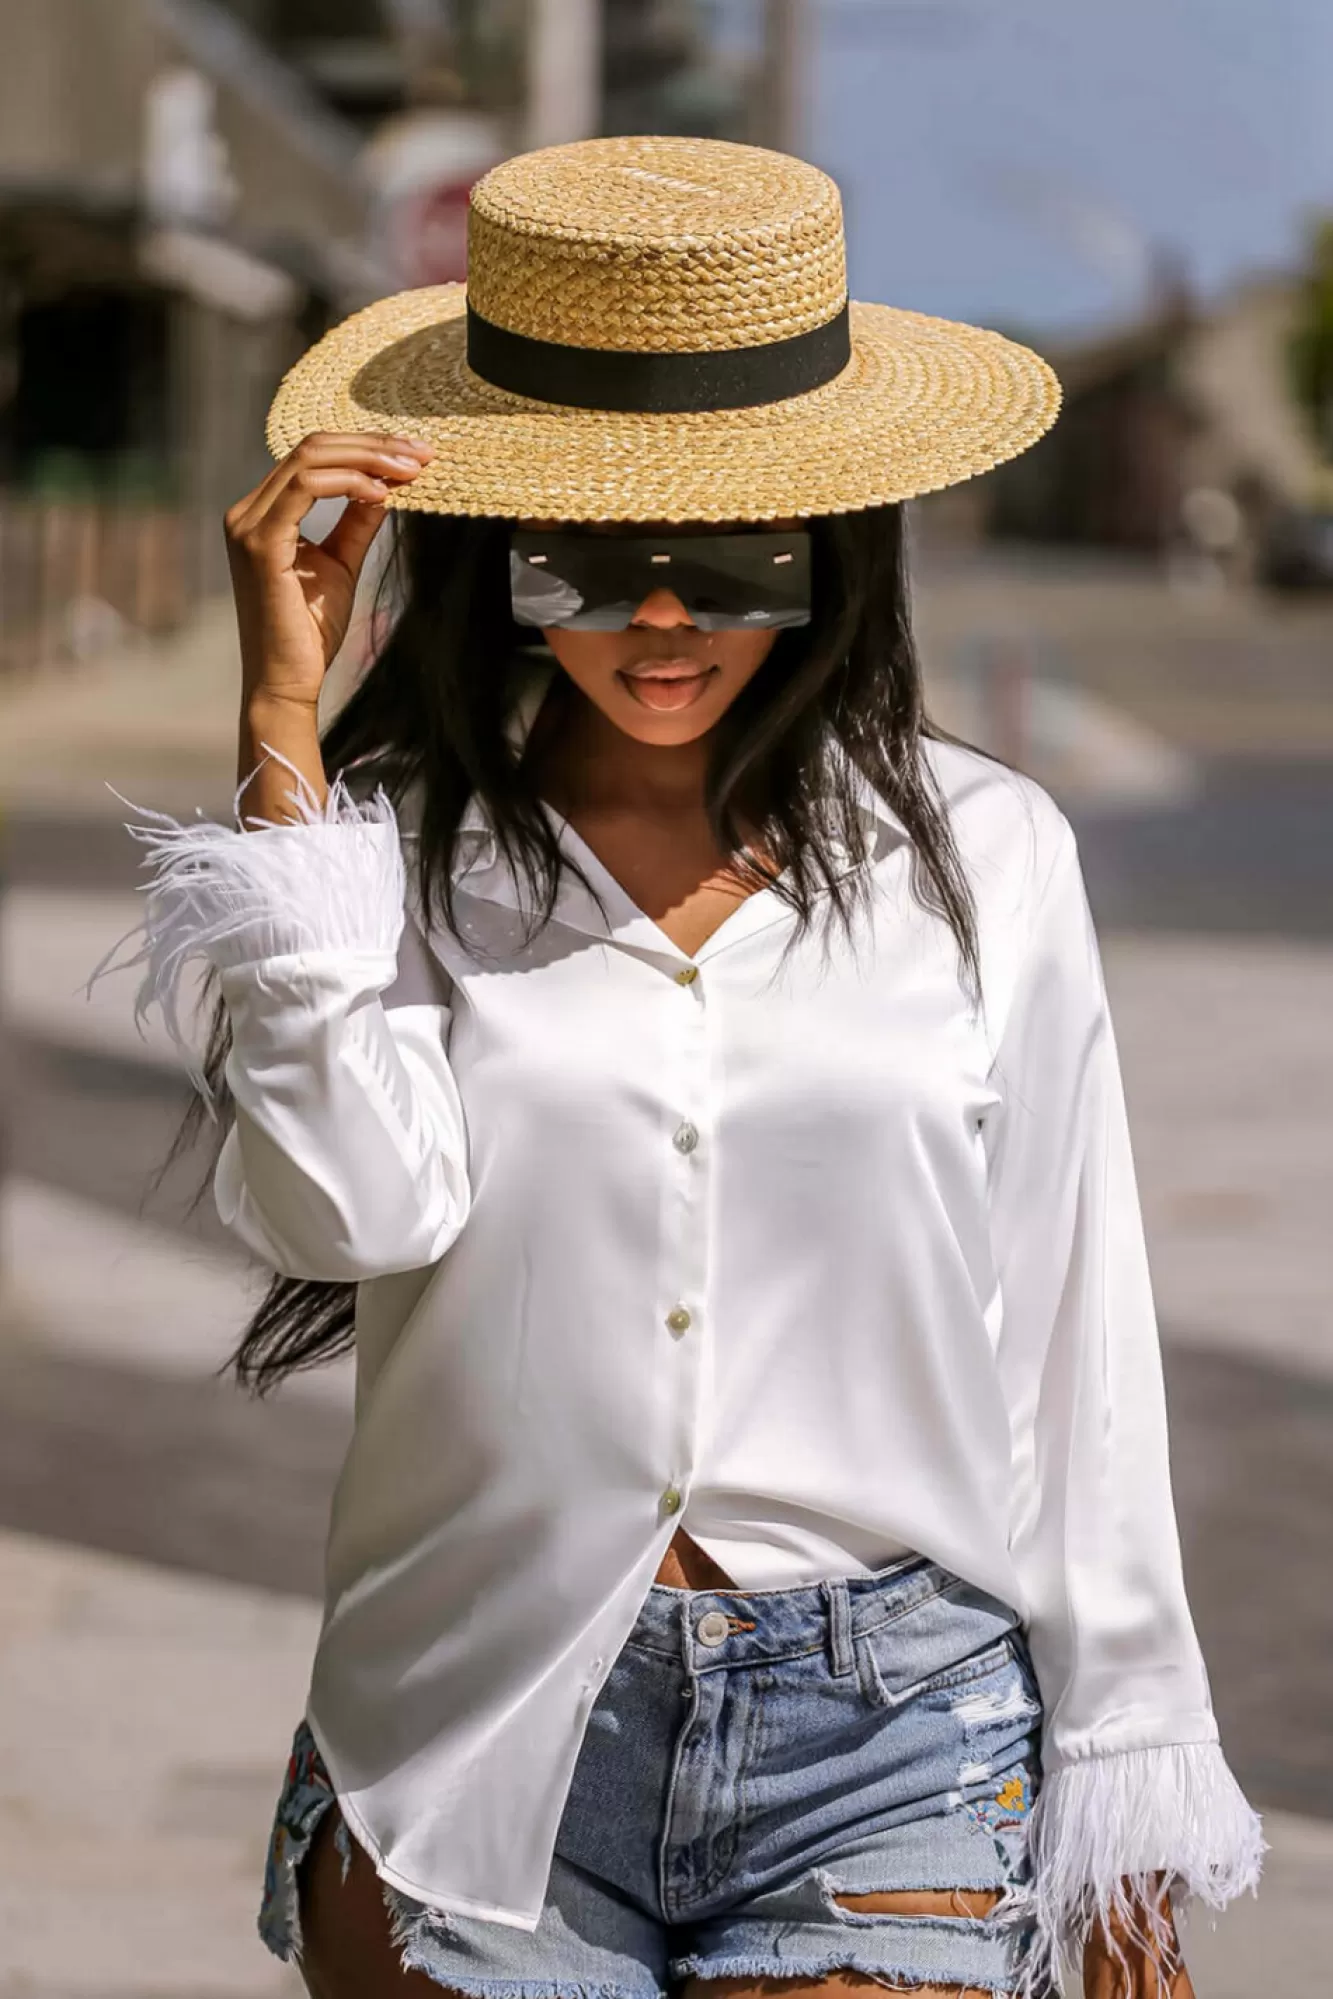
left=696, top=1609, right=730, bottom=1646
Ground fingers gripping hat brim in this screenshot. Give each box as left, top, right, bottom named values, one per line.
left=266, top=284, right=1060, bottom=524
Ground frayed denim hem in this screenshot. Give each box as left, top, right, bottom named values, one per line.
left=382, top=1888, right=661, bottom=1999
left=667, top=1951, right=1033, bottom=1999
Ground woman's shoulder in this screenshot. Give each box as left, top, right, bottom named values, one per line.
left=918, top=732, right=1075, bottom=916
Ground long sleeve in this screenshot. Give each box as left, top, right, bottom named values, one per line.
left=982, top=810, right=1265, bottom=1999
left=89, top=761, right=472, bottom=1282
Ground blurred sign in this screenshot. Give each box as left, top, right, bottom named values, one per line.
left=393, top=176, right=473, bottom=287
left=142, top=67, right=238, bottom=228
left=139, top=66, right=298, bottom=322
left=362, top=110, right=505, bottom=289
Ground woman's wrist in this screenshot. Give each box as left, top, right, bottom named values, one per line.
left=237, top=688, right=328, bottom=823
left=1082, top=1874, right=1194, bottom=1998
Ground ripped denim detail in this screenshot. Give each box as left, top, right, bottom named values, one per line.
left=257, top=1718, right=355, bottom=1962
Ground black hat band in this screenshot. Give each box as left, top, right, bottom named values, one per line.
left=465, top=299, right=852, bottom=414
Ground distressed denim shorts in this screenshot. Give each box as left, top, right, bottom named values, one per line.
left=258, top=1551, right=1050, bottom=1998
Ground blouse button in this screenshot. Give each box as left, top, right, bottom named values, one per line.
left=661, top=1485, right=683, bottom=1514
left=665, top=1306, right=691, bottom=1336
left=674, top=965, right=699, bottom=986
left=672, top=1121, right=699, bottom=1154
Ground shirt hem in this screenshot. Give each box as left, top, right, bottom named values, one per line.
left=301, top=1702, right=545, bottom=1933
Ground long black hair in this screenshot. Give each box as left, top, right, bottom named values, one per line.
left=161, top=501, right=995, bottom=1396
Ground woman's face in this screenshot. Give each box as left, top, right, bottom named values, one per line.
left=520, top=517, right=797, bottom=748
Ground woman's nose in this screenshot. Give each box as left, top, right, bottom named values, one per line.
left=630, top=587, right=695, bottom=629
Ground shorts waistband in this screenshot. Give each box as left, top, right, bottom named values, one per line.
left=626, top=1552, right=963, bottom=1673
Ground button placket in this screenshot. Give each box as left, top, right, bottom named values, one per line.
left=658, top=957, right=713, bottom=1525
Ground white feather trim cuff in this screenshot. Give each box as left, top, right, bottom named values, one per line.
left=85, top=745, right=407, bottom=1115
left=1013, top=1737, right=1267, bottom=1999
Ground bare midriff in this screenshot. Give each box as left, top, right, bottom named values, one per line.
left=655, top=1526, right=741, bottom=1590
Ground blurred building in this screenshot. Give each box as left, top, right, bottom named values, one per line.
left=0, top=0, right=393, bottom=664
left=0, top=1, right=791, bottom=670
left=215, top=0, right=527, bottom=133
left=980, top=269, right=1328, bottom=575
left=603, top=0, right=753, bottom=139
left=217, top=1, right=756, bottom=144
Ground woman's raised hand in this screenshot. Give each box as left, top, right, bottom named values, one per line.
left=224, top=431, right=433, bottom=821
left=224, top=430, right=434, bottom=710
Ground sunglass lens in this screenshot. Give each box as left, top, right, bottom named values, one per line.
left=678, top=536, right=810, bottom=628
left=510, top=531, right=811, bottom=630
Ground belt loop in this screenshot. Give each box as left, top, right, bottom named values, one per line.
left=676, top=1592, right=691, bottom=1674
left=824, top=1578, right=853, bottom=1677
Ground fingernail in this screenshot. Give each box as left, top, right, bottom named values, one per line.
left=401, top=439, right=433, bottom=458
left=387, top=455, right=421, bottom=471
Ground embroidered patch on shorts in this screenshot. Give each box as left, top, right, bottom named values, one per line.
left=286, top=1726, right=332, bottom=1798
left=964, top=1768, right=1031, bottom=1830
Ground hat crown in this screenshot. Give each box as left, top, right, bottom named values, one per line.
left=467, top=135, right=847, bottom=356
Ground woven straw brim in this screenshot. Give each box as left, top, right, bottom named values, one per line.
left=266, top=284, right=1061, bottom=523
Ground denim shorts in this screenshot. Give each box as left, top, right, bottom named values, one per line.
left=258, top=1551, right=1051, bottom=1998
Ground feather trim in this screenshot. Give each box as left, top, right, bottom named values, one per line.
left=84, top=744, right=406, bottom=1117
left=1013, top=1738, right=1267, bottom=1999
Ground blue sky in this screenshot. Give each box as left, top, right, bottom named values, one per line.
left=716, top=0, right=1331, bottom=337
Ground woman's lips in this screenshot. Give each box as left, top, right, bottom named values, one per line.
left=617, top=664, right=718, bottom=711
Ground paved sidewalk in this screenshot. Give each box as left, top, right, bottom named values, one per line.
left=0, top=1525, right=312, bottom=1999
left=1106, top=930, right=1333, bottom=1381
left=0, top=571, right=373, bottom=827
left=0, top=598, right=244, bottom=824
left=913, top=544, right=1333, bottom=761
left=0, top=1174, right=353, bottom=1411
left=1171, top=1809, right=1333, bottom=1996
left=4, top=886, right=208, bottom=1071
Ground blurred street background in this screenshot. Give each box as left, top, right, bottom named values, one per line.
left=0, top=3, right=1330, bottom=1994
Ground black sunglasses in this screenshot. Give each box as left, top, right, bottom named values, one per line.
left=509, top=528, right=812, bottom=632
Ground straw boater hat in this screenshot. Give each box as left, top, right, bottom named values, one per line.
left=266, top=133, right=1061, bottom=523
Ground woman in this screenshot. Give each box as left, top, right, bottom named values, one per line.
left=99, top=137, right=1263, bottom=1999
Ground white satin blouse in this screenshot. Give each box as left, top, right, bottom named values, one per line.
left=99, top=655, right=1264, bottom=1982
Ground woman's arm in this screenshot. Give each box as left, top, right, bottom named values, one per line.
left=101, top=754, right=474, bottom=1282
left=981, top=805, right=1265, bottom=1999
left=90, top=430, right=475, bottom=1280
